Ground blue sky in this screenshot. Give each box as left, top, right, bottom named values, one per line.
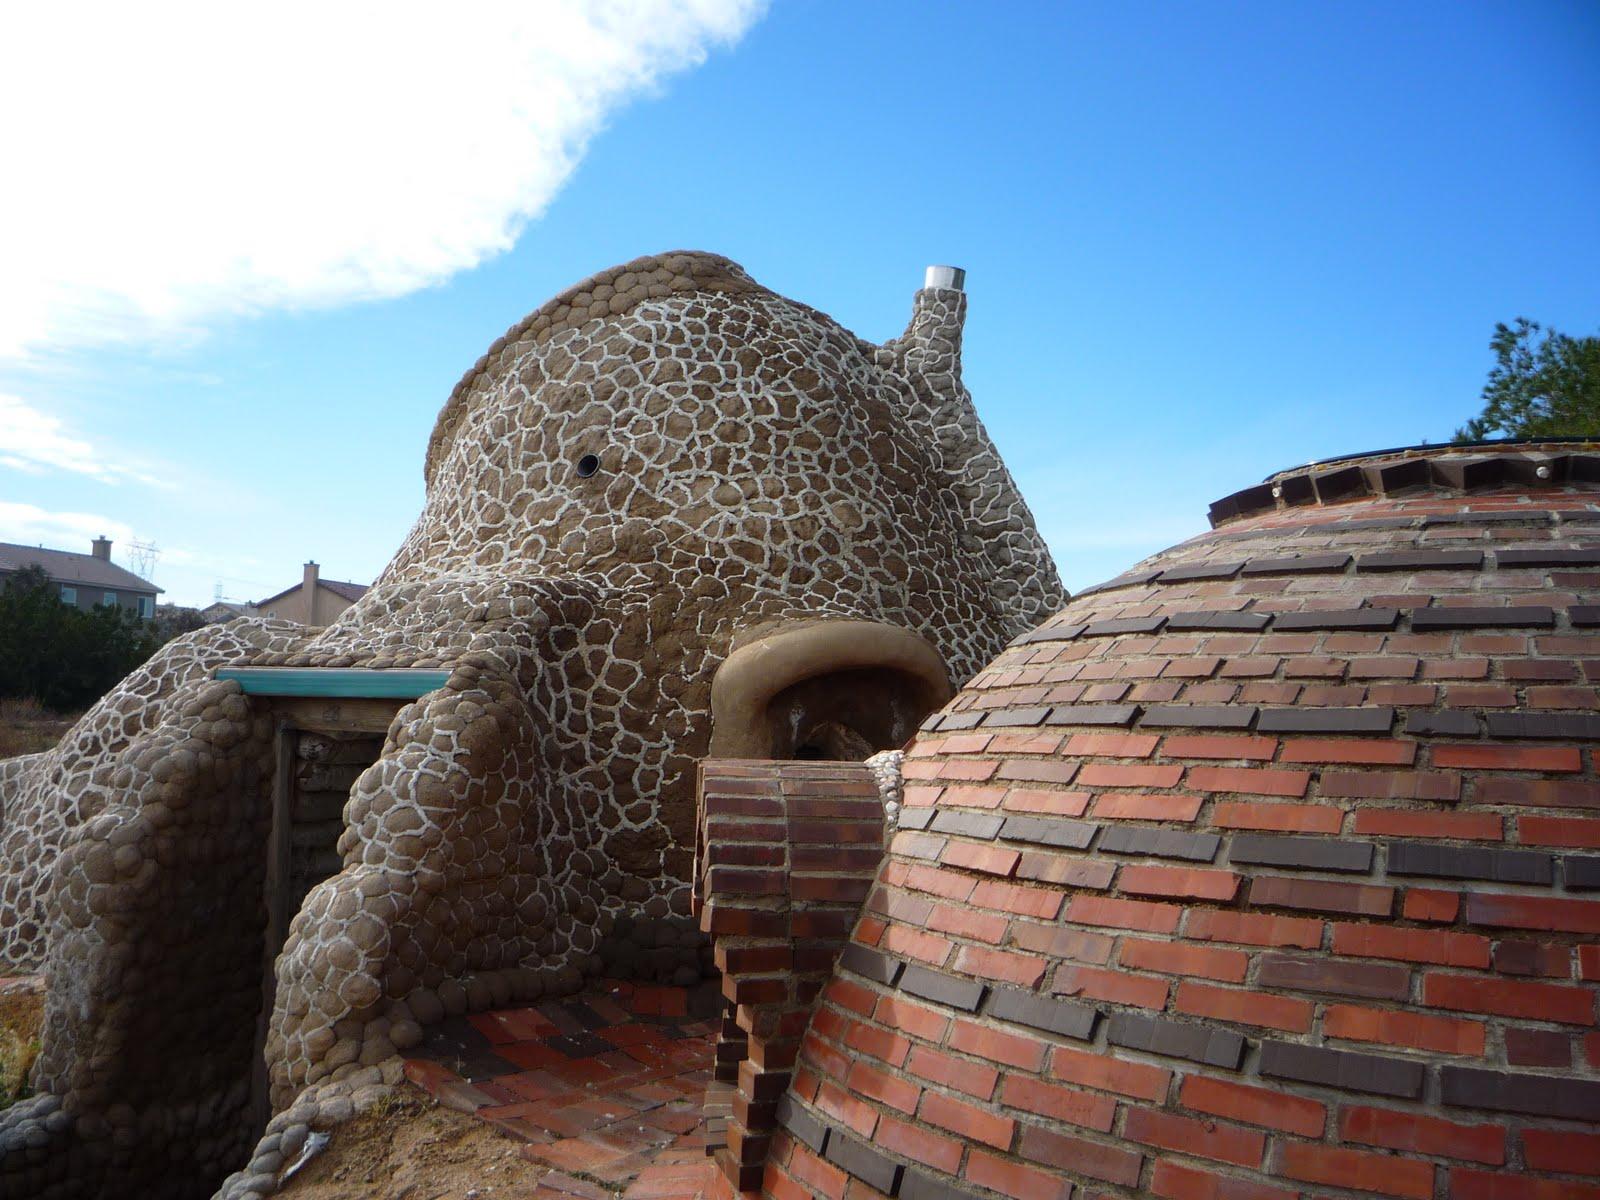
left=1, top=1, right=1596, bottom=607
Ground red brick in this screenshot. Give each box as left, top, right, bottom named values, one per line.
left=1519, top=815, right=1600, bottom=848
left=1049, top=1044, right=1170, bottom=1102
left=1000, top=788, right=1091, bottom=817
left=1016, top=1125, right=1142, bottom=1186
left=843, top=1022, right=911, bottom=1067
left=964, top=1151, right=1069, bottom=1200
left=904, top=1045, right=996, bottom=1100
left=1001, top=1075, right=1116, bottom=1132
left=873, top=1114, right=962, bottom=1175
left=1449, top=1168, right=1600, bottom=1200
left=938, top=785, right=1007, bottom=809
left=918, top=1089, right=1014, bottom=1150
left=1522, top=1128, right=1600, bottom=1176
left=1584, top=944, right=1600, bottom=982
left=926, top=901, right=1007, bottom=944
left=1015, top=852, right=1115, bottom=889
left=1321, top=769, right=1461, bottom=800
left=814, top=1079, right=878, bottom=1138
left=895, top=863, right=975, bottom=903
left=1011, top=922, right=1114, bottom=964
left=1066, top=894, right=1182, bottom=934
left=873, top=994, right=948, bottom=1043
left=1212, top=801, right=1343, bottom=833
left=1175, top=980, right=1312, bottom=1032
left=949, top=1019, right=1048, bottom=1071
left=879, top=924, right=952, bottom=967
left=1281, top=738, right=1416, bottom=765
left=939, top=841, right=1020, bottom=876
left=1424, top=974, right=1596, bottom=1024
left=1187, top=908, right=1322, bottom=949
left=1052, top=963, right=1169, bottom=1009
left=1151, top=1161, right=1296, bottom=1200
left=1118, top=863, right=1241, bottom=902
left=825, top=978, right=879, bottom=1017
left=1403, top=887, right=1461, bottom=922
left=1160, top=734, right=1276, bottom=760
left=1091, top=791, right=1204, bottom=821
left=787, top=1141, right=849, bottom=1200
left=937, top=759, right=1000, bottom=782
left=1340, top=1104, right=1504, bottom=1165
left=1247, top=874, right=1394, bottom=917
left=954, top=944, right=1046, bottom=988
left=1353, top=808, right=1502, bottom=840
left=971, top=879, right=1065, bottom=919
left=1324, top=1003, right=1486, bottom=1055
left=1434, top=744, right=1583, bottom=772
left=1332, top=922, right=1490, bottom=968
left=1187, top=765, right=1310, bottom=796
left=1119, top=938, right=1248, bottom=983
left=1078, top=762, right=1184, bottom=789
left=1064, top=732, right=1159, bottom=758
left=1179, top=1075, right=1325, bottom=1137
left=1124, top=1107, right=1264, bottom=1168
left=845, top=1059, right=920, bottom=1115
left=1278, top=1142, right=1435, bottom=1199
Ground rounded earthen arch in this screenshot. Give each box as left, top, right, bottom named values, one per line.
left=708, top=619, right=952, bottom=760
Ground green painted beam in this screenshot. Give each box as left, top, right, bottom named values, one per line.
left=215, top=667, right=451, bottom=698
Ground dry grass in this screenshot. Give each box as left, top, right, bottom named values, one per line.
left=0, top=987, right=43, bottom=1110
left=0, top=697, right=76, bottom=760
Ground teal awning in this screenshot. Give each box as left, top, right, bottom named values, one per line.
left=215, top=667, right=451, bottom=698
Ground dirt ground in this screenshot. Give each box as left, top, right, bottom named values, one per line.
left=277, top=1094, right=544, bottom=1200
left=0, top=698, right=76, bottom=760
left=0, top=983, right=43, bottom=1108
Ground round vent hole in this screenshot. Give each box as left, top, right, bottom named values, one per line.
left=575, top=454, right=600, bottom=478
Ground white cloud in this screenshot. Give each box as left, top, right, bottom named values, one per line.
left=0, top=394, right=172, bottom=486
left=0, top=501, right=135, bottom=550
left=0, top=1, right=765, bottom=361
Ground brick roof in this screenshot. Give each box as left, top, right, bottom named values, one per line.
left=750, top=444, right=1600, bottom=1200
left=0, top=541, right=161, bottom=594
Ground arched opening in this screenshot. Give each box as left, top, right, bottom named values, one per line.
left=709, top=619, right=951, bottom=761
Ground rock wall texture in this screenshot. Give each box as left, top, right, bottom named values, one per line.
left=0, top=251, right=1063, bottom=1199
left=764, top=445, right=1600, bottom=1200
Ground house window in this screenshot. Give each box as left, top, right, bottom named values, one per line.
left=60, top=586, right=76, bottom=605
left=104, top=591, right=117, bottom=607
left=138, top=596, right=154, bottom=619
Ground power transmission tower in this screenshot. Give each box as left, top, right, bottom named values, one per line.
left=128, top=540, right=159, bottom=581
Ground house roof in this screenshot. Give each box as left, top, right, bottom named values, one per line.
left=255, top=578, right=369, bottom=607
left=0, top=542, right=162, bottom=594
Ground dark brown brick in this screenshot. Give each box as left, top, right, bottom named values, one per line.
left=1440, top=1065, right=1600, bottom=1120
left=1141, top=704, right=1259, bottom=729
left=986, top=986, right=1097, bottom=1042
left=898, top=965, right=986, bottom=1012
left=1230, top=833, right=1375, bottom=873
left=1106, top=1011, right=1245, bottom=1069
left=1357, top=549, right=1485, bottom=572
left=1411, top=606, right=1555, bottom=630
left=1257, top=706, right=1395, bottom=734
left=1259, top=1039, right=1425, bottom=1098
left=1097, top=825, right=1220, bottom=862
left=1255, top=953, right=1410, bottom=1000
left=1386, top=842, right=1553, bottom=885
left=1241, top=552, right=1352, bottom=576
left=1273, top=608, right=1400, bottom=632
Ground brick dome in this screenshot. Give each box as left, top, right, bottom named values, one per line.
left=765, top=443, right=1600, bottom=1200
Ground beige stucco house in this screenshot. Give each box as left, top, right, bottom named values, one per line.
left=255, top=562, right=367, bottom=626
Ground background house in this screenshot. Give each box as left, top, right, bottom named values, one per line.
left=256, top=562, right=367, bottom=626
left=0, top=537, right=161, bottom=617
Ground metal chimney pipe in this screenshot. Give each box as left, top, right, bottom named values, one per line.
left=923, top=265, right=966, bottom=292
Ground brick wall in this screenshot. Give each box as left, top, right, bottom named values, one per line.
left=759, top=463, right=1600, bottom=1200
left=695, top=760, right=888, bottom=1191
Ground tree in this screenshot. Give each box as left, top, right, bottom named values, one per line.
left=1455, top=318, right=1600, bottom=442
left=0, top=567, right=167, bottom=711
